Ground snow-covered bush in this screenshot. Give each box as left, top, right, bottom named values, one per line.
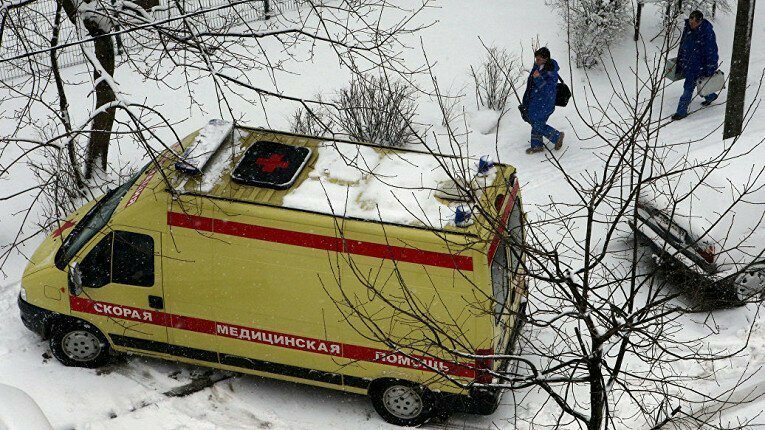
left=549, top=0, right=631, bottom=68
left=470, top=47, right=521, bottom=110
left=661, top=0, right=731, bottom=20
left=289, top=96, right=333, bottom=137
left=437, top=92, right=463, bottom=127
left=332, top=76, right=419, bottom=147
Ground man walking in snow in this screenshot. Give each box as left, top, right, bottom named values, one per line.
left=520, top=47, right=564, bottom=154
left=672, top=10, right=719, bottom=121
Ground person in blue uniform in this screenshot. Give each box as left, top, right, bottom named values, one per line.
left=673, top=10, right=719, bottom=120
left=520, top=47, right=564, bottom=154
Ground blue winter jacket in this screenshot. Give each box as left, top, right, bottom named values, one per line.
left=522, top=59, right=559, bottom=123
left=677, top=19, right=718, bottom=79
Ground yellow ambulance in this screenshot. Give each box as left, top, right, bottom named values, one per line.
left=18, top=121, right=526, bottom=426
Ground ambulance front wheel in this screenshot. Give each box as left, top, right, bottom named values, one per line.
left=369, top=379, right=436, bottom=426
left=50, top=320, right=111, bottom=368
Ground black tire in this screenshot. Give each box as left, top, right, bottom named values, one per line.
left=369, top=379, right=436, bottom=427
left=49, top=320, right=111, bottom=368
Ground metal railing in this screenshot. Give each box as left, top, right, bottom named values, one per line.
left=0, top=0, right=301, bottom=82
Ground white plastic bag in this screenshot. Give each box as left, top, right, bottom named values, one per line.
left=697, top=70, right=726, bottom=97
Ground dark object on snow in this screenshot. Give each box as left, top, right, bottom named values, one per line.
left=629, top=200, right=752, bottom=306
left=555, top=76, right=571, bottom=107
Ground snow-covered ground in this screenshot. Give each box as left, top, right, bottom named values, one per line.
left=2, top=0, right=765, bottom=428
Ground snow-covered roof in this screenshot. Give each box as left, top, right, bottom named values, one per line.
left=169, top=126, right=508, bottom=232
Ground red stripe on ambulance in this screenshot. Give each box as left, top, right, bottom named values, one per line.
left=215, top=322, right=343, bottom=356
left=124, top=168, right=157, bottom=208
left=70, top=296, right=169, bottom=326
left=70, top=296, right=475, bottom=378
left=167, top=212, right=473, bottom=271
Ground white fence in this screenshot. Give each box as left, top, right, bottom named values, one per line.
left=0, top=0, right=299, bottom=81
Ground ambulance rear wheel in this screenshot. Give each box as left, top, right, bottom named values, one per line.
left=369, top=379, right=435, bottom=426
left=50, top=321, right=110, bottom=368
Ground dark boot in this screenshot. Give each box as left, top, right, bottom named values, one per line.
left=525, top=146, right=544, bottom=154
left=701, top=93, right=719, bottom=107
left=554, top=132, right=565, bottom=150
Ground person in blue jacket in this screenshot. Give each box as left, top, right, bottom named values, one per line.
left=520, top=47, right=564, bottom=154
left=673, top=10, right=719, bottom=120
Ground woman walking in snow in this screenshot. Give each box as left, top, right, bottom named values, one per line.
left=520, top=47, right=564, bottom=154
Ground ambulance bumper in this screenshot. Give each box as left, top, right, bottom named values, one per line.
left=18, top=294, right=56, bottom=338
left=439, top=387, right=502, bottom=415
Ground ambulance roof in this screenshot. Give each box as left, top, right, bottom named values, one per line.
left=166, top=125, right=514, bottom=232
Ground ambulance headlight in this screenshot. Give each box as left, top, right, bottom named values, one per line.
left=19, top=285, right=27, bottom=301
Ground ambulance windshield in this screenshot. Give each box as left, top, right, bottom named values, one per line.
left=54, top=167, right=145, bottom=270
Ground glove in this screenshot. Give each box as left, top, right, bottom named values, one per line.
left=518, top=104, right=530, bottom=124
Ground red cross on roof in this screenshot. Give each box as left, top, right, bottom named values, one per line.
left=255, top=153, right=290, bottom=173
left=52, top=219, right=76, bottom=238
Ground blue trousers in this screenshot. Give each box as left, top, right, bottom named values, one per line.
left=677, top=76, right=718, bottom=115
left=530, top=118, right=561, bottom=149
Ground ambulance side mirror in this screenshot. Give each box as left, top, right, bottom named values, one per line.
left=68, top=262, right=83, bottom=296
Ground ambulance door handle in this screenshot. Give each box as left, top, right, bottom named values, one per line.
left=148, top=295, right=164, bottom=310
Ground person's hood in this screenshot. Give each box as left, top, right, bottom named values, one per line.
left=548, top=58, right=560, bottom=73
left=533, top=58, right=560, bottom=73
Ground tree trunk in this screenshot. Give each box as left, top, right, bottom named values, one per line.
left=588, top=352, right=606, bottom=430
left=86, top=34, right=116, bottom=178
left=723, top=0, right=756, bottom=139
left=58, top=0, right=117, bottom=179
left=50, top=1, right=86, bottom=189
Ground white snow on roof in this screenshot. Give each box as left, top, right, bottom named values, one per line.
left=198, top=128, right=248, bottom=193
left=175, top=119, right=234, bottom=174
left=283, top=141, right=495, bottom=229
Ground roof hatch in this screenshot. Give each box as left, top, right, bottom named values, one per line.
left=175, top=119, right=234, bottom=175
left=231, top=140, right=311, bottom=190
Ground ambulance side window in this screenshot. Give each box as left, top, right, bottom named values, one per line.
left=490, top=244, right=509, bottom=323
left=80, top=234, right=113, bottom=288
left=506, top=198, right=524, bottom=308
left=78, top=231, right=154, bottom=288
left=507, top=198, right=523, bottom=275
left=112, top=231, right=154, bottom=287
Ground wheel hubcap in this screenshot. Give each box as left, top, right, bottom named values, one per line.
left=61, top=330, right=102, bottom=362
left=382, top=385, right=423, bottom=420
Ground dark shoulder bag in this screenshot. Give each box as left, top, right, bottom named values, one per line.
left=556, top=75, right=571, bottom=107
